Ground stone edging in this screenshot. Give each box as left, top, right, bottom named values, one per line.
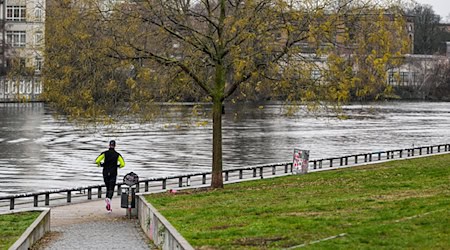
left=136, top=194, right=194, bottom=250
left=1, top=208, right=51, bottom=250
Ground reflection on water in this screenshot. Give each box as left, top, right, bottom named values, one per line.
left=1, top=101, right=450, bottom=195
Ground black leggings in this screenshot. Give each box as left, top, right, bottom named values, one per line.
left=103, top=173, right=117, bottom=199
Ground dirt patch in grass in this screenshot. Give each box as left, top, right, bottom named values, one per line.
left=369, top=189, right=443, bottom=202
left=234, top=236, right=286, bottom=247
left=210, top=223, right=246, bottom=230
left=283, top=211, right=326, bottom=217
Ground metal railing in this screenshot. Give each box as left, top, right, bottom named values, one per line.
left=1, top=143, right=449, bottom=210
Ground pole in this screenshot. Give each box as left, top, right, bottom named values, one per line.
left=2, top=0, right=6, bottom=73
left=127, top=186, right=132, bottom=219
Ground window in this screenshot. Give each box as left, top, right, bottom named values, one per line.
left=6, top=31, right=26, bottom=47
left=311, top=70, right=321, bottom=80
left=7, top=6, right=26, bottom=22
left=35, top=31, right=43, bottom=45
left=5, top=80, right=10, bottom=94
left=399, top=72, right=409, bottom=85
left=35, top=8, right=43, bottom=22
left=19, top=59, right=26, bottom=69
left=19, top=80, right=25, bottom=94
left=34, top=81, right=41, bottom=94
left=26, top=81, right=32, bottom=94
left=388, top=71, right=395, bottom=85
left=35, top=57, right=43, bottom=72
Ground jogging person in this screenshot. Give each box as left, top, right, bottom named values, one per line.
left=95, top=140, right=125, bottom=212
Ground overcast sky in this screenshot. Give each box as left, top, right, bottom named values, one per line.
left=416, top=0, right=450, bottom=21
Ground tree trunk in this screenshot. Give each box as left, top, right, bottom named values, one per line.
left=211, top=98, right=224, bottom=188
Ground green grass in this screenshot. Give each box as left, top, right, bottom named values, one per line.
left=0, top=211, right=41, bottom=250
left=146, top=154, right=450, bottom=249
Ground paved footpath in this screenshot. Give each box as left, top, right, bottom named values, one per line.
left=33, top=198, right=154, bottom=250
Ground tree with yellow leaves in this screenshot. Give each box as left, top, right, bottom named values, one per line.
left=44, top=0, right=410, bottom=188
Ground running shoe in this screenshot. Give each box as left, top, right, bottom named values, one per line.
left=105, top=198, right=111, bottom=212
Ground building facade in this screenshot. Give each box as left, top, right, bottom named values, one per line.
left=0, top=0, right=45, bottom=102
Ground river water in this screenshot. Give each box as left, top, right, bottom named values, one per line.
left=1, top=101, right=449, bottom=196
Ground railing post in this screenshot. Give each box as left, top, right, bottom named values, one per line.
left=329, top=159, right=333, bottom=167
left=202, top=174, right=206, bottom=185
left=145, top=181, right=149, bottom=192
left=88, top=188, right=92, bottom=200
left=345, top=157, right=348, bottom=165
left=225, top=171, right=229, bottom=182
left=378, top=152, right=381, bottom=160
left=239, top=170, right=243, bottom=179
left=340, top=157, right=343, bottom=166
left=420, top=148, right=423, bottom=155
left=354, top=155, right=358, bottom=164
left=369, top=154, right=372, bottom=162
left=34, top=195, right=38, bottom=207
left=178, top=177, right=183, bottom=187
left=387, top=151, right=390, bottom=159
left=10, top=198, right=14, bottom=210
left=45, top=193, right=50, bottom=206
left=431, top=146, right=433, bottom=154
left=67, top=191, right=71, bottom=203
left=399, top=150, right=403, bottom=158
left=272, top=166, right=276, bottom=175
left=313, top=161, right=317, bottom=169
left=364, top=154, right=368, bottom=162
left=98, top=187, right=102, bottom=198
left=438, top=145, right=441, bottom=153
left=162, top=179, right=167, bottom=190
left=259, top=167, right=263, bottom=179
left=318, top=160, right=322, bottom=169
left=253, top=168, right=257, bottom=177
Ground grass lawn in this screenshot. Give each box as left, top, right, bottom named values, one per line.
left=0, top=211, right=40, bottom=250
left=146, top=154, right=450, bottom=249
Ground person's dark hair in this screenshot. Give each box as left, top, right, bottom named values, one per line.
left=109, top=140, right=116, bottom=147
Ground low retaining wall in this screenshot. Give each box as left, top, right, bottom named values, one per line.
left=137, top=194, right=194, bottom=250
left=2, top=208, right=50, bottom=250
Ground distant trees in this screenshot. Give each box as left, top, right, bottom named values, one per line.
left=44, top=0, right=409, bottom=188
left=407, top=4, right=450, bottom=55
left=424, top=59, right=450, bottom=100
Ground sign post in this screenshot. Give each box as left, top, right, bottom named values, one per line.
left=293, top=149, right=310, bottom=174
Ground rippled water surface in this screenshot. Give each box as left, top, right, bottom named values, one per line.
left=1, top=101, right=449, bottom=195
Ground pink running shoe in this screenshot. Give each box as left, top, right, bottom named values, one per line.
left=105, top=198, right=111, bottom=212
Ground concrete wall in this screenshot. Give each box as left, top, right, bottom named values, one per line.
left=1, top=207, right=50, bottom=250
left=137, top=194, right=194, bottom=250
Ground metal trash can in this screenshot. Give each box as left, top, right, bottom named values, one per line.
left=120, top=186, right=136, bottom=208
left=120, top=172, right=139, bottom=210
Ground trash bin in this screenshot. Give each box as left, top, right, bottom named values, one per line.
left=120, top=186, right=136, bottom=208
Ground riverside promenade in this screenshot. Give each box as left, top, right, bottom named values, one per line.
left=33, top=199, right=154, bottom=250
left=4, top=144, right=449, bottom=249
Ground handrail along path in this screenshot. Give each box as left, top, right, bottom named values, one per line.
left=1, top=143, right=449, bottom=210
